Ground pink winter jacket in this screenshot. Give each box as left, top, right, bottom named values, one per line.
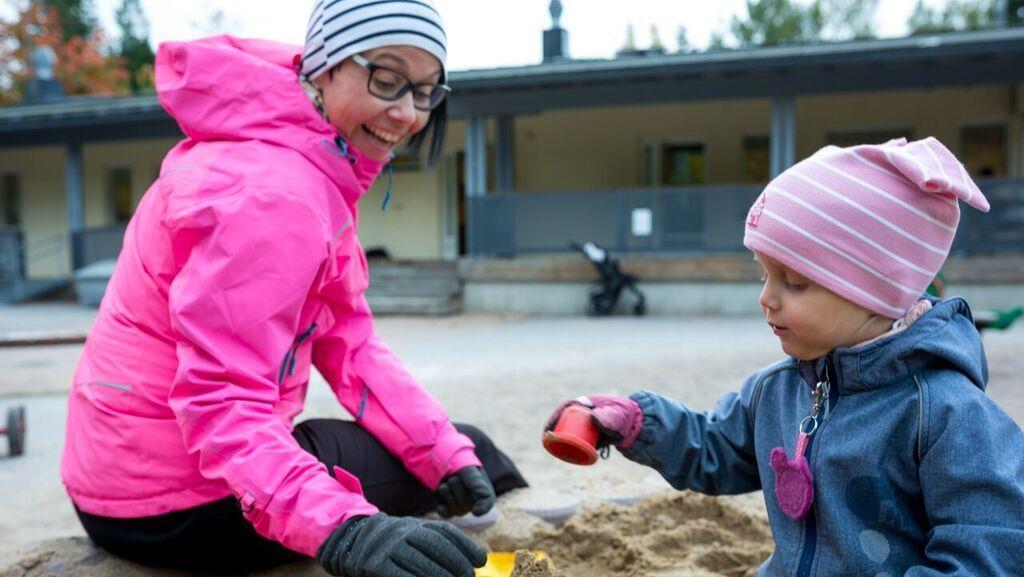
left=60, top=36, right=481, bottom=557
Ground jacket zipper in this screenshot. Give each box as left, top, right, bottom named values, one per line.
left=278, top=322, right=317, bottom=383
left=796, top=356, right=834, bottom=577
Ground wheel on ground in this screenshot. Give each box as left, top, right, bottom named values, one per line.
left=7, top=406, right=25, bottom=457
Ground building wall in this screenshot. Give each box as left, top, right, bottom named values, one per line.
left=357, top=166, right=445, bottom=260
left=0, top=139, right=179, bottom=279
left=3, top=83, right=1021, bottom=280
left=500, top=85, right=1020, bottom=193
left=513, top=99, right=772, bottom=190
left=0, top=145, right=66, bottom=278
left=81, top=139, right=179, bottom=228
left=797, top=85, right=1016, bottom=167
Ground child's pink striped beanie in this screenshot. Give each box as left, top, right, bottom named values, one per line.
left=743, top=137, right=990, bottom=319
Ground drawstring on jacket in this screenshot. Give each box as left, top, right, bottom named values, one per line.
left=326, top=136, right=394, bottom=212
left=381, top=161, right=394, bottom=211
left=334, top=136, right=358, bottom=165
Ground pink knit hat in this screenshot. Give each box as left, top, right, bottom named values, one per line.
left=743, top=137, right=990, bottom=319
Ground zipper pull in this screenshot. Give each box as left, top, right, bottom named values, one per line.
left=770, top=377, right=826, bottom=520
left=820, top=379, right=830, bottom=423
left=771, top=429, right=816, bottom=519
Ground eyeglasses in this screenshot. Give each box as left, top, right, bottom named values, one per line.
left=351, top=54, right=450, bottom=112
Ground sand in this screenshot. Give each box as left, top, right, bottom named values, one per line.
left=493, top=490, right=772, bottom=577
left=1, top=489, right=770, bottom=577
left=3, top=313, right=1022, bottom=576
left=509, top=551, right=565, bottom=577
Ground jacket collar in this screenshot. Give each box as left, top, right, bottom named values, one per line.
left=796, top=297, right=988, bottom=394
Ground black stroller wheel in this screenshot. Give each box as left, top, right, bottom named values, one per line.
left=590, top=293, right=616, bottom=316
left=633, top=301, right=646, bottom=316
left=7, top=406, right=25, bottom=457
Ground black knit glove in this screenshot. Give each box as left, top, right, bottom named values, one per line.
left=317, top=513, right=487, bottom=577
left=435, top=466, right=496, bottom=518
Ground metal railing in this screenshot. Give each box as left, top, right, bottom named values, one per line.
left=0, top=231, right=70, bottom=302
left=467, top=178, right=1024, bottom=256
left=0, top=228, right=24, bottom=283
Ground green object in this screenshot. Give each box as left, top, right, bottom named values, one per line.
left=926, top=272, right=948, bottom=298
left=988, top=307, right=1023, bottom=331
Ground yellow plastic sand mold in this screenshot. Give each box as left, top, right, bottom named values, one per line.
left=475, top=551, right=551, bottom=577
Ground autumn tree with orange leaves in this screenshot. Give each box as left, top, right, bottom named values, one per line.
left=0, top=1, right=128, bottom=104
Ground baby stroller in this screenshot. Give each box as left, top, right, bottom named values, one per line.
left=570, top=241, right=646, bottom=316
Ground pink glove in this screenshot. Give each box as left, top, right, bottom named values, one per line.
left=545, top=395, right=644, bottom=449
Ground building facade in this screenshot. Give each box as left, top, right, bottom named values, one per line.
left=1, top=28, right=1023, bottom=311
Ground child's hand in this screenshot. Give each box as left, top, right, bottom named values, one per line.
left=545, top=395, right=644, bottom=449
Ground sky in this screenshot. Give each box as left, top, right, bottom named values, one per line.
left=20, top=0, right=930, bottom=71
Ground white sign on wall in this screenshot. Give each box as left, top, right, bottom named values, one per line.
left=631, top=207, right=653, bottom=237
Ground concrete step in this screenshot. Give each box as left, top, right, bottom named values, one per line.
left=366, top=294, right=461, bottom=316
left=367, top=261, right=462, bottom=304
left=367, top=276, right=461, bottom=297
left=369, top=261, right=459, bottom=278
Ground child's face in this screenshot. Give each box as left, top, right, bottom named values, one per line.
left=317, top=46, right=438, bottom=162
left=754, top=251, right=889, bottom=361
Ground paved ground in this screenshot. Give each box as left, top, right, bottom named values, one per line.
left=1, top=302, right=1022, bottom=563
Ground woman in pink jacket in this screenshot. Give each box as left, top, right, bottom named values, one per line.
left=60, top=2, right=526, bottom=576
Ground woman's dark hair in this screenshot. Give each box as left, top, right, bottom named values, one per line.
left=327, top=63, right=449, bottom=168
left=405, top=98, right=447, bottom=168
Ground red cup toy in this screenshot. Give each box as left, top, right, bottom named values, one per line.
left=543, top=404, right=600, bottom=465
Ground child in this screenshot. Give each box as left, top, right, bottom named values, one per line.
left=547, top=137, right=1024, bottom=575
left=61, top=1, right=526, bottom=576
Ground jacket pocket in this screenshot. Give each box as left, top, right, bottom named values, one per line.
left=67, top=381, right=141, bottom=486
left=278, top=322, right=318, bottom=385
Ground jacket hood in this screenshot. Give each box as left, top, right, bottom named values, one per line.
left=801, top=297, right=988, bottom=394
left=155, top=35, right=385, bottom=202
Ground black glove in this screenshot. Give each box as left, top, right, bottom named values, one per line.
left=435, top=466, right=496, bottom=518
left=317, top=513, right=487, bottom=577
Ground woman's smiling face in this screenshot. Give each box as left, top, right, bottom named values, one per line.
left=317, top=45, right=441, bottom=162
left=754, top=251, right=891, bottom=360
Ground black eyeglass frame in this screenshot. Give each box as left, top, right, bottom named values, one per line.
left=351, top=54, right=451, bottom=111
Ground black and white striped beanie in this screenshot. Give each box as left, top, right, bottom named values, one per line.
left=300, top=0, right=447, bottom=82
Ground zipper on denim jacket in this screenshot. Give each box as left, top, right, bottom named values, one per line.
left=796, top=356, right=835, bottom=577
left=278, top=322, right=317, bottom=383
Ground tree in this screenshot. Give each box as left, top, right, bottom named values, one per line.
left=621, top=23, right=637, bottom=52
left=729, top=0, right=819, bottom=47
left=40, top=0, right=97, bottom=41
left=676, top=25, right=692, bottom=52
left=650, top=24, right=664, bottom=51
left=114, top=0, right=155, bottom=93
left=0, top=1, right=127, bottom=103
left=712, top=0, right=878, bottom=48
left=908, top=0, right=999, bottom=34
left=812, top=0, right=879, bottom=41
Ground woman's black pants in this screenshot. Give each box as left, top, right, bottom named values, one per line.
left=75, top=421, right=527, bottom=574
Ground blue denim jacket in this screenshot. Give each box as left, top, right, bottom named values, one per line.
left=622, top=298, right=1024, bottom=576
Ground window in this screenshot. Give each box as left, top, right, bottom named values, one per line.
left=961, top=125, right=1007, bottom=178
left=661, top=143, right=705, bottom=186
left=1, top=174, right=20, bottom=227
left=825, top=128, right=913, bottom=148
left=742, top=136, right=771, bottom=183
left=109, top=168, right=133, bottom=223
